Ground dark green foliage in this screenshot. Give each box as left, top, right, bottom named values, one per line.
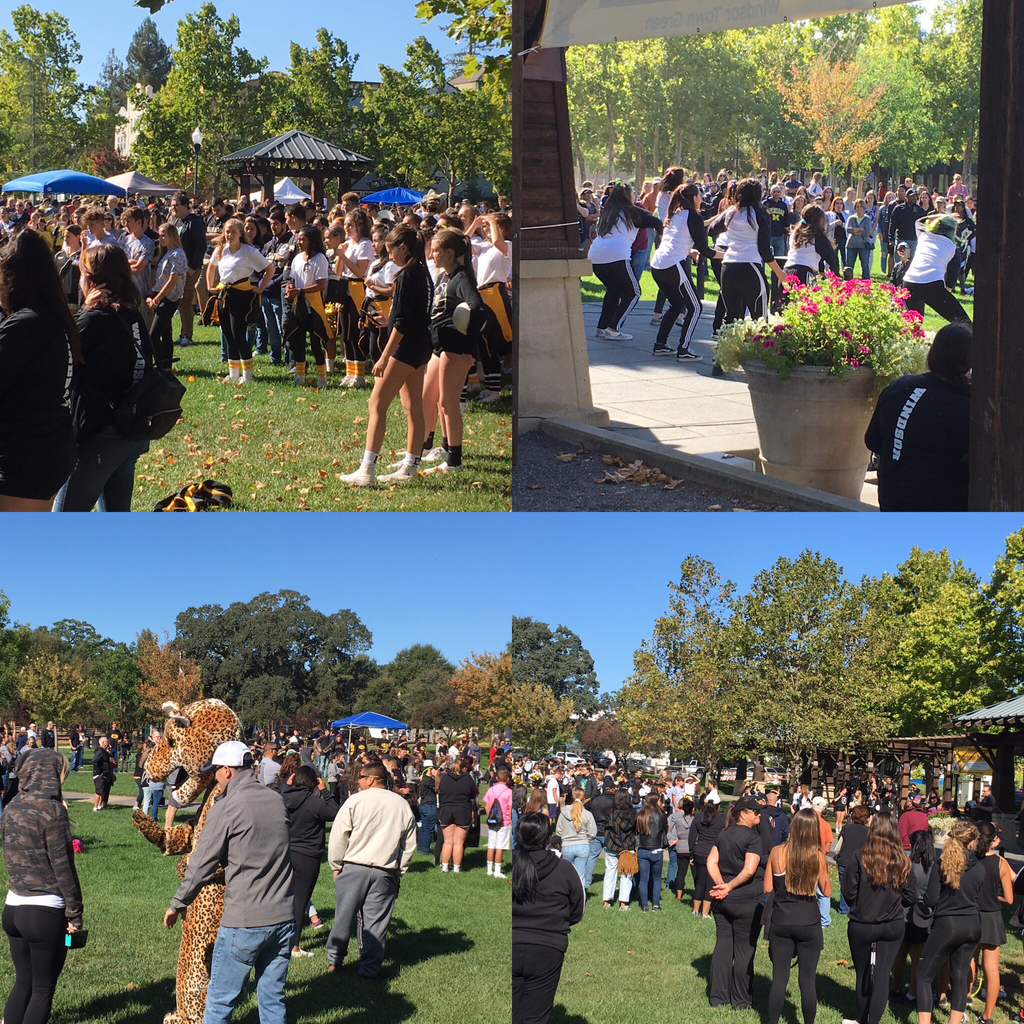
left=508, top=616, right=600, bottom=715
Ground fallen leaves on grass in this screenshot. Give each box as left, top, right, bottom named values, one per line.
left=590, top=455, right=684, bottom=490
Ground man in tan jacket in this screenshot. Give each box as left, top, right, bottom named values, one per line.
left=326, top=760, right=416, bottom=977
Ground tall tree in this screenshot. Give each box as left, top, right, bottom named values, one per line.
left=500, top=681, right=575, bottom=756
left=125, top=17, right=172, bottom=92
left=449, top=651, right=511, bottom=731
left=0, top=6, right=84, bottom=173
left=982, top=528, right=1024, bottom=700
left=17, top=652, right=90, bottom=726
left=507, top=617, right=599, bottom=715
left=91, top=642, right=144, bottom=730
left=618, top=557, right=741, bottom=773
left=0, top=591, right=30, bottom=714
left=136, top=630, right=202, bottom=719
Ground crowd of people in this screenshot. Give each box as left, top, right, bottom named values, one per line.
left=0, top=721, right=513, bottom=1024
left=0, top=188, right=513, bottom=509
left=512, top=752, right=1022, bottom=1024
left=579, top=167, right=974, bottom=356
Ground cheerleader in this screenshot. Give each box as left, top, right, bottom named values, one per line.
left=649, top=183, right=715, bottom=360
left=283, top=225, right=335, bottom=389
left=360, top=223, right=398, bottom=366
left=471, top=212, right=512, bottom=402
left=588, top=184, right=663, bottom=340
left=338, top=225, right=432, bottom=487
left=706, top=178, right=787, bottom=327
left=783, top=206, right=841, bottom=287
left=206, top=218, right=274, bottom=384
left=420, top=228, right=486, bottom=477
left=333, top=210, right=375, bottom=387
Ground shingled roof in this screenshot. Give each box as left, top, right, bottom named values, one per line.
left=953, top=695, right=1024, bottom=728
left=221, top=130, right=371, bottom=166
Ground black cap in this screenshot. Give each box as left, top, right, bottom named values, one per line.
left=734, top=796, right=761, bottom=814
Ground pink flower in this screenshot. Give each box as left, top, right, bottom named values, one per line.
left=839, top=329, right=853, bottom=341
left=772, top=324, right=790, bottom=334
left=879, top=283, right=896, bottom=294
left=786, top=274, right=801, bottom=285
left=858, top=345, right=870, bottom=355
left=824, top=296, right=833, bottom=304
left=811, top=285, right=822, bottom=293
left=844, top=357, right=861, bottom=368
left=762, top=339, right=777, bottom=349
left=799, top=301, right=819, bottom=315
left=901, top=309, right=924, bottom=323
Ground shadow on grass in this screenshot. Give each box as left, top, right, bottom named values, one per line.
left=71, top=975, right=177, bottom=1024
left=549, top=1007, right=593, bottom=1024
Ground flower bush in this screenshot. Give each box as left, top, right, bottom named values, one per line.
left=925, top=808, right=957, bottom=835
left=714, top=272, right=928, bottom=394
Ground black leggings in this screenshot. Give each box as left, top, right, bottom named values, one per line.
left=848, top=917, right=904, bottom=1024
left=768, top=921, right=822, bottom=1024
left=512, top=943, right=565, bottom=1024
left=283, top=297, right=330, bottom=369
left=784, top=264, right=817, bottom=288
left=220, top=288, right=256, bottom=362
left=593, top=259, right=640, bottom=332
left=692, top=854, right=712, bottom=902
left=149, top=298, right=178, bottom=371
left=650, top=262, right=701, bottom=351
left=904, top=280, right=970, bottom=324
left=3, top=903, right=68, bottom=1024
left=916, top=914, right=981, bottom=1014
left=291, top=851, right=322, bottom=945
left=710, top=899, right=762, bottom=1009
left=720, top=262, right=768, bottom=324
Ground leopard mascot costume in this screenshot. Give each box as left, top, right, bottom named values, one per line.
left=132, top=698, right=243, bottom=1024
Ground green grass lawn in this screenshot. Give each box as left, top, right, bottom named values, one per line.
left=129, top=323, right=511, bottom=512
left=581, top=261, right=975, bottom=338
left=552, top=856, right=1023, bottom=1024
left=0, top=786, right=510, bottom=1024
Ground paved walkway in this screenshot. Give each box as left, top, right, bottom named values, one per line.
left=583, top=298, right=880, bottom=507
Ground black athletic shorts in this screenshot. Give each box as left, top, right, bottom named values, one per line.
left=392, top=337, right=431, bottom=370
left=437, top=805, right=473, bottom=829
left=93, top=776, right=111, bottom=797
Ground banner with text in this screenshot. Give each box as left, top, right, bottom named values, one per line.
left=540, top=0, right=906, bottom=47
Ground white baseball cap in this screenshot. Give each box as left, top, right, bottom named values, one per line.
left=200, top=740, right=253, bottom=774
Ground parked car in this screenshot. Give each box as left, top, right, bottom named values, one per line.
left=625, top=756, right=654, bottom=772
left=582, top=751, right=613, bottom=769
left=548, top=749, right=584, bottom=767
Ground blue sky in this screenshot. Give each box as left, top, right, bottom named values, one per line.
left=0, top=515, right=507, bottom=668
left=21, top=1, right=459, bottom=88
left=510, top=513, right=1024, bottom=698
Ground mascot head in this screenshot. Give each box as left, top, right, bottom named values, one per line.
left=146, top=698, right=243, bottom=805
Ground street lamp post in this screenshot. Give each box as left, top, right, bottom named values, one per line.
left=191, top=127, right=203, bottom=199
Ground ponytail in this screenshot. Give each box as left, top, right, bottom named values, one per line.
left=940, top=822, right=978, bottom=889
left=433, top=227, right=478, bottom=288
left=570, top=787, right=584, bottom=831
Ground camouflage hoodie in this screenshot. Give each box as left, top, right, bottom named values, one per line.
left=0, top=749, right=83, bottom=926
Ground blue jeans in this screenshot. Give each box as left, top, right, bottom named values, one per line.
left=417, top=803, right=436, bottom=855
left=263, top=293, right=283, bottom=364
left=836, top=863, right=850, bottom=914
left=584, top=836, right=604, bottom=886
left=769, top=234, right=787, bottom=260
left=561, top=844, right=589, bottom=881
left=70, top=748, right=83, bottom=772
left=52, top=426, right=149, bottom=512
left=203, top=922, right=292, bottom=1024
left=637, top=848, right=663, bottom=909
left=630, top=246, right=648, bottom=284
left=817, top=885, right=831, bottom=927
left=511, top=807, right=519, bottom=850
left=667, top=846, right=678, bottom=889
left=143, top=783, right=164, bottom=819
left=844, top=246, right=873, bottom=279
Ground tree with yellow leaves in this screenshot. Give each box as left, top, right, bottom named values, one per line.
left=449, top=651, right=511, bottom=732
left=136, top=630, right=202, bottom=721
left=783, top=54, right=885, bottom=187
left=17, top=652, right=91, bottom=727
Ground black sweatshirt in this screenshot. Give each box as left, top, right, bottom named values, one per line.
left=921, top=852, right=985, bottom=917
left=637, top=808, right=667, bottom=850
left=842, top=851, right=918, bottom=923
left=835, top=822, right=869, bottom=869
left=690, top=813, right=725, bottom=857
left=430, top=264, right=485, bottom=353
left=280, top=781, right=341, bottom=858
left=865, top=372, right=970, bottom=512
left=686, top=210, right=716, bottom=261
left=388, top=262, right=432, bottom=345
left=512, top=849, right=585, bottom=952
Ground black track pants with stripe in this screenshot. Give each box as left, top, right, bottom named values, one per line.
left=650, top=261, right=701, bottom=351
left=720, top=262, right=768, bottom=324
left=593, top=259, right=640, bottom=332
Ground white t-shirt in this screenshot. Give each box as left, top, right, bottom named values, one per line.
left=211, top=243, right=270, bottom=285
left=650, top=211, right=694, bottom=270
left=545, top=775, right=560, bottom=805
left=587, top=217, right=639, bottom=266
left=366, top=259, right=399, bottom=298
left=342, top=238, right=374, bottom=280
left=475, top=241, right=512, bottom=287
left=290, top=251, right=329, bottom=290
left=656, top=191, right=670, bottom=222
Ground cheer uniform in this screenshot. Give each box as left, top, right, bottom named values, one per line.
left=784, top=233, right=841, bottom=286
left=209, top=243, right=271, bottom=377
left=339, top=236, right=375, bottom=381
left=588, top=208, right=663, bottom=333
left=475, top=241, right=513, bottom=394
left=431, top=265, right=485, bottom=358
left=387, top=262, right=433, bottom=369
left=283, top=251, right=334, bottom=385
left=711, top=205, right=777, bottom=324
left=361, top=257, right=399, bottom=363
left=649, top=209, right=715, bottom=356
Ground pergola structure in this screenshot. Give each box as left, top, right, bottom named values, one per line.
left=952, top=695, right=1024, bottom=821
left=220, top=130, right=373, bottom=208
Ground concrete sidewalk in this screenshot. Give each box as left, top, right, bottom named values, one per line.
left=582, top=298, right=880, bottom=508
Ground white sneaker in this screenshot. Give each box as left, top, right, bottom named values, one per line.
left=388, top=452, right=409, bottom=470
left=595, top=327, right=608, bottom=338
left=603, top=330, right=633, bottom=341
left=421, top=446, right=446, bottom=462
left=423, top=461, right=463, bottom=475
left=338, top=465, right=376, bottom=487
left=377, top=463, right=419, bottom=482
left=341, top=375, right=358, bottom=389
left=291, top=949, right=315, bottom=959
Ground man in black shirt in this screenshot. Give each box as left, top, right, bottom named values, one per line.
left=886, top=186, right=926, bottom=259
left=171, top=193, right=209, bottom=346
left=976, top=784, right=995, bottom=823
left=262, top=208, right=297, bottom=366
left=585, top=782, right=615, bottom=888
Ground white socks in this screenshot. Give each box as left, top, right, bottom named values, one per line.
left=361, top=450, right=379, bottom=469
left=453, top=864, right=461, bottom=873
left=487, top=862, right=494, bottom=875
left=441, top=863, right=449, bottom=872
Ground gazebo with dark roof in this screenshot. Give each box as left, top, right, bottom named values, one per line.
left=220, top=130, right=374, bottom=207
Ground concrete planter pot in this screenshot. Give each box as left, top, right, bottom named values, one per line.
left=741, top=359, right=877, bottom=501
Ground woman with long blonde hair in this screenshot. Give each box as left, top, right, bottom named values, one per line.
left=764, top=807, right=831, bottom=1024
left=554, top=786, right=596, bottom=883
left=841, top=813, right=917, bottom=1024
left=915, top=821, right=984, bottom=1024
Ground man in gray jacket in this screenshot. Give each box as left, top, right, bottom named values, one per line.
left=163, top=741, right=294, bottom=1024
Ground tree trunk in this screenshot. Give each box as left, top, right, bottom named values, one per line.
left=634, top=130, right=642, bottom=186
left=571, top=122, right=587, bottom=185
left=606, top=105, right=615, bottom=182
left=963, top=124, right=975, bottom=194
left=674, top=125, right=683, bottom=166
left=704, top=141, right=711, bottom=175
left=652, top=126, right=659, bottom=177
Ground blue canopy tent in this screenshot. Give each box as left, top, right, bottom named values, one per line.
left=359, top=186, right=424, bottom=206
left=3, top=169, right=126, bottom=196
left=330, top=712, right=408, bottom=759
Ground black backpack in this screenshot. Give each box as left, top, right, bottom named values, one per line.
left=112, top=315, right=186, bottom=441
left=486, top=797, right=504, bottom=828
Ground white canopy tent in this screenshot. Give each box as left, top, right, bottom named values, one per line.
left=249, top=176, right=310, bottom=203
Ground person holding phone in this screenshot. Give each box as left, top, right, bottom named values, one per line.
left=1, top=748, right=84, bottom=1024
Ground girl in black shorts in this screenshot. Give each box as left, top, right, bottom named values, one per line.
left=0, top=230, right=80, bottom=510
left=437, top=756, right=479, bottom=873
left=421, top=228, right=485, bottom=476
left=339, top=225, right=432, bottom=488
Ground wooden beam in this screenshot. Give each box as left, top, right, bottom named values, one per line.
left=971, top=0, right=1024, bottom=508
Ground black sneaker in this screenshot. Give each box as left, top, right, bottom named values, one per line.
left=711, top=362, right=725, bottom=377
left=652, top=345, right=674, bottom=356
left=677, top=348, right=702, bottom=362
